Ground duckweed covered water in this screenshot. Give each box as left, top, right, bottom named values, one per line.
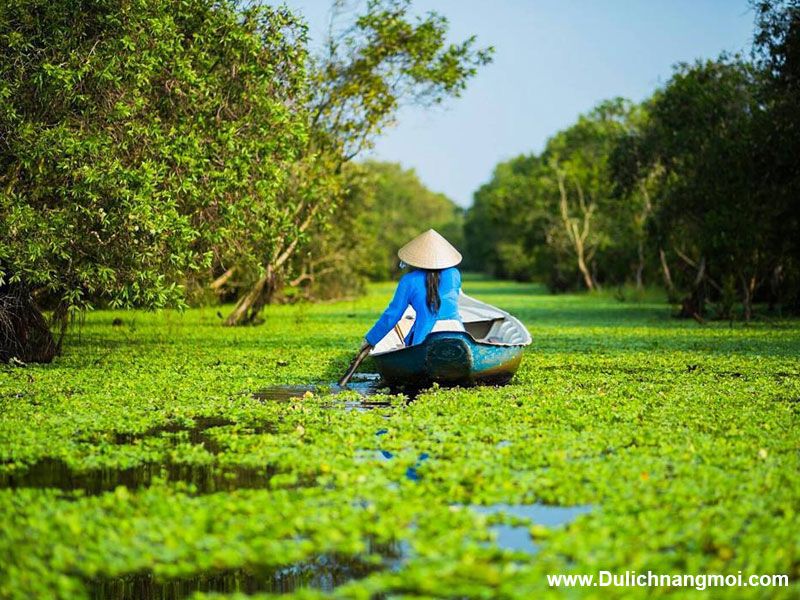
left=1, top=280, right=799, bottom=598
left=0, top=416, right=280, bottom=495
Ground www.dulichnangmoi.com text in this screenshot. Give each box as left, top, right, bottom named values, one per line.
left=547, top=571, right=789, bottom=590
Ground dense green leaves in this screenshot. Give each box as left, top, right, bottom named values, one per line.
left=0, top=0, right=309, bottom=315
left=465, top=99, right=640, bottom=290
left=192, top=0, right=490, bottom=324
left=626, top=58, right=772, bottom=317
left=751, top=0, right=800, bottom=310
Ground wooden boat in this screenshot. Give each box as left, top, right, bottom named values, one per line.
left=370, top=294, right=532, bottom=387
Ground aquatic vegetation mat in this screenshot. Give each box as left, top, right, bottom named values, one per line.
left=1, top=280, right=799, bottom=598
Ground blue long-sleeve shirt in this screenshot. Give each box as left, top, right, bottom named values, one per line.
left=365, top=268, right=461, bottom=347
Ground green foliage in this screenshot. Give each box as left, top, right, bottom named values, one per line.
left=465, top=99, right=641, bottom=290
left=203, top=0, right=491, bottom=323
left=290, top=161, right=463, bottom=300
left=292, top=0, right=487, bottom=290
left=751, top=0, right=800, bottom=310
left=616, top=53, right=799, bottom=317
left=0, top=0, right=309, bottom=313
left=351, top=161, right=464, bottom=281
left=630, top=59, right=766, bottom=305
left=467, top=1, right=800, bottom=317
left=311, top=0, right=493, bottom=159
left=463, top=154, right=551, bottom=279
left=0, top=0, right=492, bottom=335
left=1, top=280, right=799, bottom=597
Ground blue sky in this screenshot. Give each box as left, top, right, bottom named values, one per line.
left=284, top=0, right=755, bottom=207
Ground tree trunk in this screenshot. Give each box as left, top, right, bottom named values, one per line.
left=741, top=273, right=756, bottom=322
left=658, top=247, right=674, bottom=293
left=224, top=198, right=323, bottom=326
left=635, top=240, right=645, bottom=290
left=224, top=267, right=277, bottom=326
left=210, top=267, right=236, bottom=291
left=635, top=181, right=653, bottom=291
left=555, top=167, right=596, bottom=291
left=768, top=264, right=783, bottom=311
left=678, top=257, right=707, bottom=321
left=0, top=283, right=57, bottom=363
left=576, top=250, right=595, bottom=291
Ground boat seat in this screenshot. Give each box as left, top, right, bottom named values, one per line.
left=431, top=319, right=465, bottom=333
left=463, top=318, right=503, bottom=340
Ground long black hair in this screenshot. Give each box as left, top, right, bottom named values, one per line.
left=424, top=270, right=441, bottom=313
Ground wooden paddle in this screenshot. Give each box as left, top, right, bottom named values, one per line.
left=338, top=342, right=372, bottom=387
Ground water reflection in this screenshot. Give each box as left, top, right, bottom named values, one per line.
left=0, top=458, right=280, bottom=496
left=0, top=416, right=287, bottom=495
left=357, top=444, right=429, bottom=482
left=112, top=416, right=235, bottom=445
left=405, top=453, right=429, bottom=482
left=470, top=503, right=593, bottom=555
left=88, top=544, right=402, bottom=599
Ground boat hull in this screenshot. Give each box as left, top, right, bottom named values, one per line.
left=371, top=331, right=525, bottom=387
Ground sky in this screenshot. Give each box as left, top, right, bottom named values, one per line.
left=283, top=0, right=755, bottom=207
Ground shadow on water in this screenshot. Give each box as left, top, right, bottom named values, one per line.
left=470, top=503, right=593, bottom=555
left=0, top=457, right=280, bottom=496
left=87, top=543, right=404, bottom=599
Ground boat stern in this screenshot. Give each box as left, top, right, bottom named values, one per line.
left=424, top=332, right=473, bottom=384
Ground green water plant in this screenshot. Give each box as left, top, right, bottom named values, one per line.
left=1, top=280, right=798, bottom=598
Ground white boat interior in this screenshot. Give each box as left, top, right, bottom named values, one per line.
left=372, top=293, right=532, bottom=354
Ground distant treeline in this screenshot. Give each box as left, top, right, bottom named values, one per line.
left=465, top=0, right=800, bottom=319
left=276, top=160, right=464, bottom=302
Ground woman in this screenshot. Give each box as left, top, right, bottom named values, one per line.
left=363, top=229, right=464, bottom=351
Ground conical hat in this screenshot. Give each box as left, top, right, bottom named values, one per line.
left=397, top=229, right=462, bottom=270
